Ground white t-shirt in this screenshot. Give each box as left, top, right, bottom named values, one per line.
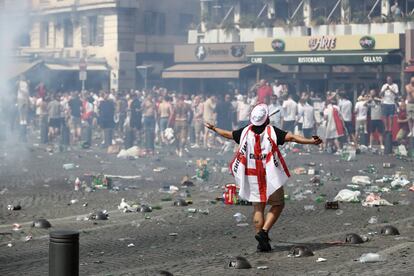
left=300, top=103, right=315, bottom=129
left=354, top=101, right=368, bottom=121
left=268, top=103, right=282, bottom=128
left=381, top=83, right=398, bottom=105
left=237, top=101, right=250, bottom=122
left=338, top=98, right=353, bottom=122
left=282, top=98, right=297, bottom=121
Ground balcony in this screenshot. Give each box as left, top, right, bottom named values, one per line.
left=31, top=0, right=138, bottom=13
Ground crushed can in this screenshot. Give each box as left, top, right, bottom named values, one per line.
left=224, top=184, right=238, bottom=205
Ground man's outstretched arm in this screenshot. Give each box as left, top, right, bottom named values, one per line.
left=204, top=123, right=233, bottom=140
left=285, top=132, right=323, bottom=145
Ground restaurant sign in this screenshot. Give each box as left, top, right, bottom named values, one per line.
left=175, top=43, right=253, bottom=63
left=256, top=34, right=400, bottom=52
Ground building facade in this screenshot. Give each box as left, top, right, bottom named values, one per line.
left=176, top=0, right=414, bottom=95
left=18, top=0, right=198, bottom=91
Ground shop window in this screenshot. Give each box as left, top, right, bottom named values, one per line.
left=81, top=15, right=104, bottom=46
left=144, top=11, right=166, bottom=35
left=41, top=22, right=49, bottom=47
left=64, top=19, right=73, bottom=47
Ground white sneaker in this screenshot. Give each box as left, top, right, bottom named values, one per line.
left=408, top=132, right=413, bottom=137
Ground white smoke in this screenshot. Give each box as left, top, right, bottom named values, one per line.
left=0, top=1, right=29, bottom=142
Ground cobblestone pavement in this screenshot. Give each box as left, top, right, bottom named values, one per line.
left=0, top=141, right=413, bottom=275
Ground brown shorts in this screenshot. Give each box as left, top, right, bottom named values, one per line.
left=253, top=187, right=285, bottom=206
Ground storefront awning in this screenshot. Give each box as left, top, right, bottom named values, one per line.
left=7, top=60, right=42, bottom=80
left=162, top=63, right=252, bottom=79
left=248, top=50, right=401, bottom=65
left=45, top=63, right=108, bottom=71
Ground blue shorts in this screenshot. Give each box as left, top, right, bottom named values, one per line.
left=302, top=128, right=314, bottom=138
left=381, top=104, right=395, bottom=117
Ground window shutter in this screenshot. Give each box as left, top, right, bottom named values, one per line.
left=81, top=16, right=89, bottom=47
left=97, top=15, right=105, bottom=46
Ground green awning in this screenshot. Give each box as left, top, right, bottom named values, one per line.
left=248, top=50, right=401, bottom=65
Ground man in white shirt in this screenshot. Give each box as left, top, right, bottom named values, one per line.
left=380, top=76, right=399, bottom=132
left=237, top=96, right=251, bottom=127
left=272, top=79, right=283, bottom=98
left=268, top=94, right=282, bottom=128
left=337, top=93, right=354, bottom=143
left=354, top=95, right=368, bottom=144
left=299, top=101, right=316, bottom=139
left=282, top=95, right=297, bottom=133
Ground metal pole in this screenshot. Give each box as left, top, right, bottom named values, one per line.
left=290, top=0, right=304, bottom=20
left=327, top=0, right=342, bottom=22
left=49, top=230, right=79, bottom=276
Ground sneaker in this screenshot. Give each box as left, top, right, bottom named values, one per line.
left=380, top=145, right=385, bottom=150
left=408, top=132, right=413, bottom=137
left=255, top=230, right=272, bottom=252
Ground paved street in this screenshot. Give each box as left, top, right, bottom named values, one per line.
left=0, top=142, right=413, bottom=276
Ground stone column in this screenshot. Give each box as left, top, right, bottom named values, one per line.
left=303, top=0, right=312, bottom=27
left=341, top=0, right=351, bottom=24
left=381, top=0, right=390, bottom=17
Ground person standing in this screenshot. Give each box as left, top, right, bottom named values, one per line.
left=158, top=96, right=173, bottom=145
left=268, top=95, right=282, bottom=128
left=16, top=75, right=30, bottom=126
left=404, top=76, right=414, bottom=137
left=203, top=95, right=216, bottom=148
left=324, top=99, right=345, bottom=153
left=142, top=95, right=157, bottom=155
left=127, top=92, right=142, bottom=148
left=255, top=79, right=272, bottom=104
left=173, top=95, right=192, bottom=157
left=192, top=96, right=204, bottom=148
left=48, top=94, right=62, bottom=143
left=98, top=92, right=115, bottom=148
left=337, top=92, right=354, bottom=144
left=367, top=89, right=384, bottom=149
left=380, top=76, right=399, bottom=132
left=237, top=95, right=251, bottom=128
left=205, top=104, right=322, bottom=252
left=300, top=99, right=316, bottom=140
left=281, top=94, right=297, bottom=134
left=68, top=92, right=82, bottom=144
left=354, top=95, right=368, bottom=145
left=396, top=101, right=409, bottom=144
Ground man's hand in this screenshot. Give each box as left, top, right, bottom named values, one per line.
left=204, top=122, right=215, bottom=131
left=312, top=135, right=323, bottom=145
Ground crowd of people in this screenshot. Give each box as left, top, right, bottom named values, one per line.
left=8, top=74, right=414, bottom=156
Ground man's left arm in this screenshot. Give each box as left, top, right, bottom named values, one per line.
left=285, top=132, right=322, bottom=145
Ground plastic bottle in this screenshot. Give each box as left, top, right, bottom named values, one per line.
left=74, top=177, right=81, bottom=191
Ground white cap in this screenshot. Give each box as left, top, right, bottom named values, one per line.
left=250, top=104, right=269, bottom=126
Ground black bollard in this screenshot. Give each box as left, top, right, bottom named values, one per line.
left=384, top=131, right=392, bottom=154
left=49, top=230, right=79, bottom=276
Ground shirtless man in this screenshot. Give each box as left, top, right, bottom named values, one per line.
left=405, top=76, right=414, bottom=137
left=174, top=95, right=192, bottom=157
left=158, top=96, right=173, bottom=144
left=142, top=95, right=157, bottom=155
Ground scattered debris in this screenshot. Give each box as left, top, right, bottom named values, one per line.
left=351, top=176, right=371, bottom=185
left=368, top=216, right=378, bottom=224
left=325, top=201, right=339, bottom=210
left=304, top=205, right=315, bottom=211
left=228, top=256, right=252, bottom=269
left=118, top=198, right=138, bottom=212
left=173, top=199, right=188, bottom=207
left=257, top=266, right=269, bottom=270
left=12, top=223, right=21, bottom=231
left=345, top=233, right=364, bottom=244
left=334, top=189, right=360, bottom=202
left=117, top=146, right=140, bottom=159
left=127, top=243, right=135, bottom=247
left=380, top=225, right=400, bottom=236
left=63, top=163, right=76, bottom=170
left=169, top=233, right=178, bottom=236
left=288, top=246, right=314, bottom=257
left=7, top=204, right=21, bottom=211
left=233, top=212, right=247, bottom=223
left=89, top=210, right=109, bottom=220
left=32, top=218, right=52, bottom=229
left=316, top=258, right=327, bottom=263
left=362, top=193, right=393, bottom=207
left=390, top=176, right=411, bottom=188
left=153, top=167, right=167, bottom=173
left=358, top=253, right=384, bottom=263
left=139, top=205, right=152, bottom=213
left=294, top=167, right=307, bottom=175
